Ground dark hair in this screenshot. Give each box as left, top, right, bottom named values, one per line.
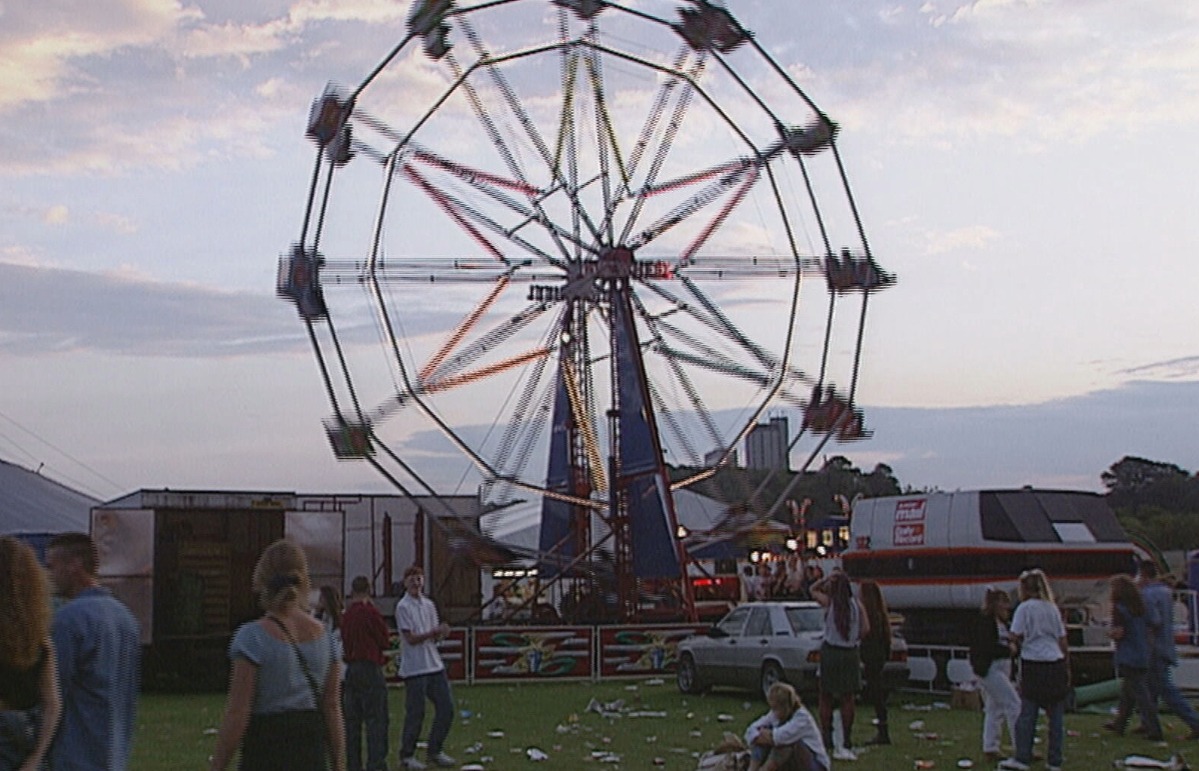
left=318, top=585, right=343, bottom=630
left=1140, top=560, right=1160, bottom=580
left=827, top=571, right=854, bottom=640
left=48, top=532, right=98, bottom=575
left=1111, top=574, right=1145, bottom=617
left=351, top=575, right=371, bottom=595
left=403, top=565, right=424, bottom=580
left=859, top=580, right=889, bottom=638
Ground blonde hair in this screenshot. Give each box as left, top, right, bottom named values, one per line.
left=766, top=681, right=801, bottom=718
left=252, top=539, right=311, bottom=614
left=0, top=537, right=52, bottom=669
left=1018, top=569, right=1055, bottom=604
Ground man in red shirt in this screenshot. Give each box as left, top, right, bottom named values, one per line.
left=341, top=575, right=392, bottom=771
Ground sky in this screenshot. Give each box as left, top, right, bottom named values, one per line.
left=1, top=0, right=1197, bottom=507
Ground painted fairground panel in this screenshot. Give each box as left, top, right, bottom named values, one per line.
left=473, top=626, right=593, bottom=681
left=598, top=625, right=709, bottom=679
left=384, top=628, right=469, bottom=684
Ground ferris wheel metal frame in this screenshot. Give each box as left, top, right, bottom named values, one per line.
left=279, top=0, right=894, bottom=623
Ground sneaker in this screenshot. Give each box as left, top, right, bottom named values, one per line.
left=831, top=747, right=857, bottom=761
left=400, top=757, right=427, bottom=770
left=427, top=753, right=456, bottom=768
left=997, top=760, right=1030, bottom=771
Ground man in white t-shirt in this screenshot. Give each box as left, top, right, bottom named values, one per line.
left=395, top=565, right=455, bottom=770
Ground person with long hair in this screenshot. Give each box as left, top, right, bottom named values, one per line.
left=858, top=580, right=892, bottom=746
left=315, top=586, right=344, bottom=635
left=999, top=569, right=1069, bottom=771
left=0, top=537, right=60, bottom=771
left=744, top=682, right=829, bottom=771
left=969, top=588, right=1020, bottom=762
left=210, top=540, right=346, bottom=771
left=1102, top=574, right=1162, bottom=739
left=809, top=569, right=868, bottom=761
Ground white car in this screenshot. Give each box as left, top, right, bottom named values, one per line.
left=675, top=601, right=909, bottom=697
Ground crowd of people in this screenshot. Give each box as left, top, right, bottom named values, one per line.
left=209, top=551, right=457, bottom=771
left=741, top=554, right=827, bottom=602
left=7, top=532, right=1199, bottom=771
left=732, top=560, right=1198, bottom=771
left=0, top=534, right=456, bottom=771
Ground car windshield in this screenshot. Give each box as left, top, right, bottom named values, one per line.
left=785, top=606, right=824, bottom=633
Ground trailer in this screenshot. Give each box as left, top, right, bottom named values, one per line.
left=92, top=489, right=482, bottom=688
left=841, top=488, right=1140, bottom=686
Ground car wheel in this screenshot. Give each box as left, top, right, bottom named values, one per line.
left=760, top=661, right=785, bottom=699
left=677, top=654, right=707, bottom=694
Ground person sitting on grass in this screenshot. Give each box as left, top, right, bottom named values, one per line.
left=744, top=682, right=830, bottom=771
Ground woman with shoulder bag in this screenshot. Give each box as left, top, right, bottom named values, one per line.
left=211, top=539, right=346, bottom=771
left=969, top=588, right=1020, bottom=762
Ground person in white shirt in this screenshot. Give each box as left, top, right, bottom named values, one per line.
left=744, top=682, right=829, bottom=771
left=395, top=566, right=455, bottom=770
left=999, top=569, right=1069, bottom=771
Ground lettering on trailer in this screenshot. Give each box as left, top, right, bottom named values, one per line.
left=893, top=499, right=926, bottom=546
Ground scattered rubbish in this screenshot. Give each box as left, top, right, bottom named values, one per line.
left=464, top=741, right=483, bottom=754
left=526, top=747, right=549, bottom=761
left=908, top=720, right=926, bottom=731
left=914, top=761, right=935, bottom=770
left=460, top=709, right=473, bottom=719
left=1111, top=755, right=1190, bottom=771
left=957, top=760, right=974, bottom=769
left=645, top=678, right=665, bottom=686
left=202, top=728, right=217, bottom=735
left=487, top=730, right=505, bottom=738
left=716, top=714, right=735, bottom=722
left=628, top=710, right=668, bottom=718
left=690, top=730, right=703, bottom=738
left=585, top=697, right=627, bottom=718
left=625, top=684, right=639, bottom=691
left=653, top=758, right=666, bottom=766
left=460, top=765, right=485, bottom=771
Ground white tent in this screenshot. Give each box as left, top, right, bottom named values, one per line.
left=0, top=458, right=97, bottom=535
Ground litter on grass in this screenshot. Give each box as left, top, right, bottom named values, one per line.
left=526, top=747, right=549, bottom=761
left=1111, top=754, right=1190, bottom=771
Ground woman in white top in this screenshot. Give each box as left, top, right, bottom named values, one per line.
left=999, top=569, right=1068, bottom=771
left=744, top=682, right=829, bottom=771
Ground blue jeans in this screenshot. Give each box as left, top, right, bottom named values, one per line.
left=400, top=670, right=454, bottom=760
left=1148, top=655, right=1199, bottom=731
left=344, top=661, right=390, bottom=771
left=1014, top=695, right=1064, bottom=768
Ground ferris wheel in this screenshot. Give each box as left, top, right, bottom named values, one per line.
left=279, top=0, right=893, bottom=621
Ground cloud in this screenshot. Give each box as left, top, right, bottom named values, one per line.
left=0, top=260, right=303, bottom=356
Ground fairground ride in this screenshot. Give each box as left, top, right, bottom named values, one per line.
left=279, top=0, right=894, bottom=623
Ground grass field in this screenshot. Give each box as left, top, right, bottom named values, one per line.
left=131, top=681, right=1195, bottom=770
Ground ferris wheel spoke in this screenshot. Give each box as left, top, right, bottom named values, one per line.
left=420, top=301, right=551, bottom=387
left=615, top=54, right=706, bottom=246
left=419, top=276, right=512, bottom=384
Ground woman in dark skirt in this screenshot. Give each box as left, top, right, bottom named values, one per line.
left=210, top=540, right=346, bottom=771
left=810, top=570, right=868, bottom=762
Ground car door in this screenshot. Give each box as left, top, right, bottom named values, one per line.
left=732, top=605, right=774, bottom=689
left=705, top=605, right=751, bottom=685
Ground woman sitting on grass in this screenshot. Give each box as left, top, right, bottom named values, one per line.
left=744, top=682, right=830, bottom=771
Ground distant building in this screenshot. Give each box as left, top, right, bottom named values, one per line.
left=745, top=416, right=790, bottom=471
left=703, top=447, right=738, bottom=467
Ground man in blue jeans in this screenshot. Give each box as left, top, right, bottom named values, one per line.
left=1140, top=560, right=1199, bottom=739
left=342, top=575, right=392, bottom=771
left=395, top=565, right=455, bottom=769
